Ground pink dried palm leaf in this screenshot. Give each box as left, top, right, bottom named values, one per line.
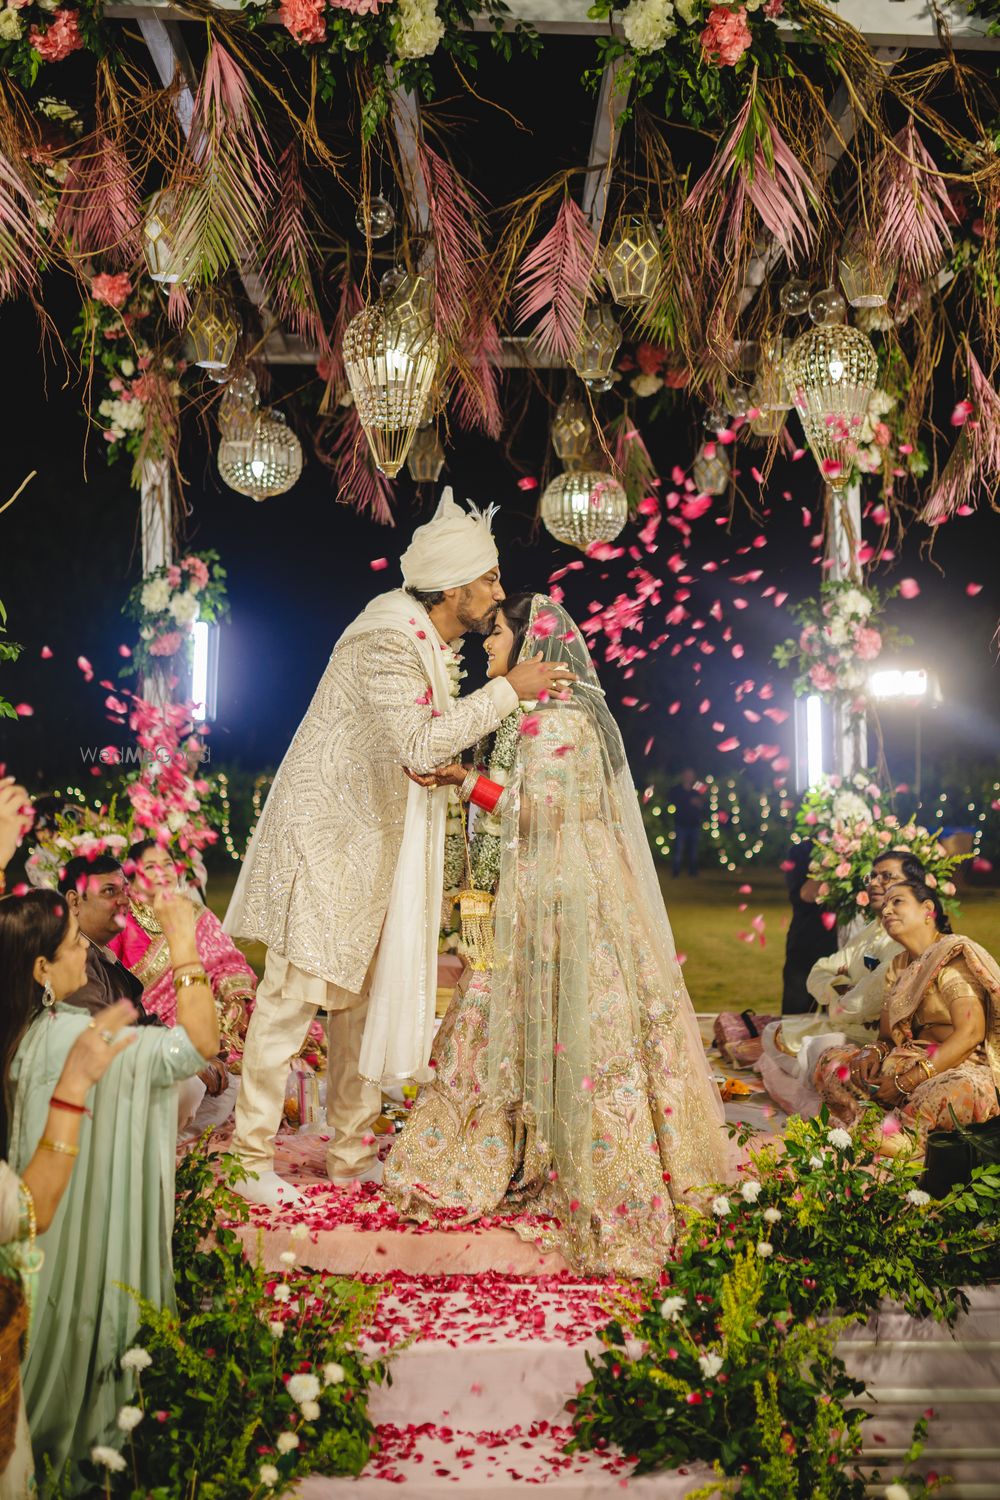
left=684, top=90, right=819, bottom=266
left=318, top=403, right=395, bottom=525
left=54, top=131, right=141, bottom=266
left=319, top=270, right=362, bottom=414
left=876, top=123, right=957, bottom=283
left=262, top=142, right=326, bottom=352
left=513, top=196, right=600, bottom=360
left=0, top=149, right=41, bottom=302
left=610, top=410, right=658, bottom=510
left=451, top=313, right=503, bottom=438
left=922, top=342, right=1000, bottom=521
left=169, top=37, right=276, bottom=288
left=416, top=139, right=489, bottom=338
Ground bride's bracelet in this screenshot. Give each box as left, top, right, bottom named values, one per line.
left=458, top=769, right=478, bottom=804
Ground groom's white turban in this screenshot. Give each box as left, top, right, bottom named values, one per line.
left=400, top=487, right=499, bottom=592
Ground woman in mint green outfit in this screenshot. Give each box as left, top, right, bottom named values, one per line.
left=1, top=882, right=220, bottom=1496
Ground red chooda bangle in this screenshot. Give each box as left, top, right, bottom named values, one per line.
left=469, top=776, right=504, bottom=813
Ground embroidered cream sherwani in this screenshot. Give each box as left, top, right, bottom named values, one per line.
left=225, top=619, right=517, bottom=993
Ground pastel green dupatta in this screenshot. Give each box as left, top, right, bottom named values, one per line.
left=8, top=1005, right=203, bottom=1497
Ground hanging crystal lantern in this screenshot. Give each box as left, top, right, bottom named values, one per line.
left=837, top=230, right=898, bottom=310
left=569, top=305, right=621, bottom=393
left=218, top=404, right=303, bottom=501
left=343, top=273, right=440, bottom=479
left=142, top=190, right=191, bottom=284
left=692, top=443, right=730, bottom=496
left=186, top=288, right=240, bottom=371
left=356, top=194, right=395, bottom=241
left=779, top=279, right=811, bottom=317
left=406, top=425, right=445, bottom=484
left=550, top=391, right=593, bottom=471
left=783, top=323, right=878, bottom=490
left=749, top=338, right=790, bottom=436
left=540, top=468, right=628, bottom=550
left=603, top=214, right=661, bottom=307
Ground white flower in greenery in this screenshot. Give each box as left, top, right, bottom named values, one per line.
left=259, top=1465, right=280, bottom=1489
left=710, top=1195, right=731, bottom=1217
left=272, top=1283, right=292, bottom=1304
left=300, top=1400, right=321, bottom=1421
left=621, top=0, right=677, bottom=52
left=630, top=373, right=663, bottom=398
left=279, top=1250, right=297, bottom=1267
left=827, top=1127, right=852, bottom=1151
left=658, top=1295, right=685, bottom=1322
left=906, top=1189, right=931, bottom=1207
left=168, top=591, right=199, bottom=626
left=120, top=358, right=135, bottom=378
left=809, top=1154, right=825, bottom=1169
left=675, top=0, right=698, bottom=19
left=697, top=1351, right=724, bottom=1379
left=762, top=1207, right=782, bottom=1225
left=884, top=1486, right=910, bottom=1500
left=90, top=1446, right=127, bottom=1472
left=740, top=1179, right=762, bottom=1203
left=140, top=577, right=171, bottom=614
left=832, top=791, right=872, bottom=827
left=287, top=1373, right=321, bottom=1406
left=268, top=1320, right=285, bottom=1339
left=395, top=0, right=445, bottom=59
left=120, top=1347, right=152, bottom=1373
left=0, top=9, right=24, bottom=42
left=839, top=587, right=873, bottom=618
left=756, top=1242, right=774, bottom=1258
left=322, top=1361, right=346, bottom=1386
left=116, top=1405, right=144, bottom=1432
left=276, top=1431, right=300, bottom=1455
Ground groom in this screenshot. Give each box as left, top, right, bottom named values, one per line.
left=224, top=490, right=571, bottom=1205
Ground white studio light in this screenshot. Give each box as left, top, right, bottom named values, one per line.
left=870, top=668, right=929, bottom=699
left=191, top=620, right=219, bottom=723
left=805, top=694, right=825, bottom=788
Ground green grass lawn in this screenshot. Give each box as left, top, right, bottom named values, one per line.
left=204, top=861, right=1000, bottom=1016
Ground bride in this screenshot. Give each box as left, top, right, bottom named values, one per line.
left=384, top=593, right=729, bottom=1276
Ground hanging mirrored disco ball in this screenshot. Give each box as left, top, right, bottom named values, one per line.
left=355, top=194, right=396, bottom=241
left=540, top=468, right=628, bottom=550
left=783, top=322, right=878, bottom=489
left=343, top=274, right=440, bottom=479
left=217, top=405, right=303, bottom=501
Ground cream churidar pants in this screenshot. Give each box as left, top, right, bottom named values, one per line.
left=232, top=948, right=381, bottom=1178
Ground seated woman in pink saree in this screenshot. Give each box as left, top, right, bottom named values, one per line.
left=814, top=877, right=1000, bottom=1153
left=109, top=840, right=256, bottom=1059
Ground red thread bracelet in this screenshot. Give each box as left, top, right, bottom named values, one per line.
left=50, top=1097, right=91, bottom=1118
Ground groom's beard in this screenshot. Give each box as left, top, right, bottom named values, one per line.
left=456, top=601, right=497, bottom=636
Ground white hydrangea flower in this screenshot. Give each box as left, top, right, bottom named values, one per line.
left=272, top=1284, right=292, bottom=1304
left=279, top=1250, right=297, bottom=1267
left=322, top=1361, right=346, bottom=1386
left=906, top=1188, right=931, bottom=1207
left=697, top=1350, right=724, bottom=1379
left=710, top=1195, right=731, bottom=1217
left=395, top=0, right=445, bottom=59
left=675, top=0, right=698, bottom=17
left=839, top=587, right=873, bottom=618
left=99, top=396, right=146, bottom=434
left=120, top=358, right=135, bottom=378
left=740, top=1179, right=762, bottom=1202
left=832, top=791, right=873, bottom=827
left=140, top=577, right=172, bottom=614
left=287, top=1373, right=321, bottom=1406
left=120, top=1347, right=152, bottom=1373
left=827, top=1127, right=853, bottom=1150
left=621, top=0, right=677, bottom=52
left=116, top=1406, right=144, bottom=1432
left=259, top=1465, right=279, bottom=1489
left=762, top=1207, right=782, bottom=1225
left=300, top=1400, right=321, bottom=1421
left=756, top=1241, right=773, bottom=1258
left=826, top=617, right=851, bottom=646
left=0, top=9, right=24, bottom=41
left=276, top=1431, right=300, bottom=1455
left=630, top=373, right=664, bottom=398
left=90, top=1446, right=127, bottom=1472
left=168, top=591, right=199, bottom=626
left=658, top=1295, right=685, bottom=1321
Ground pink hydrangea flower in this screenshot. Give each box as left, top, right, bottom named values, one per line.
left=701, top=5, right=753, bottom=68
left=91, top=272, right=133, bottom=310
left=29, top=8, right=84, bottom=62
left=854, top=626, right=882, bottom=661
left=149, top=631, right=184, bottom=658
left=183, top=555, right=211, bottom=591
left=166, top=566, right=182, bottom=589
left=809, top=663, right=837, bottom=692
left=278, top=0, right=326, bottom=43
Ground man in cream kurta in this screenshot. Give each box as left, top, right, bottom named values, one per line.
left=224, top=493, right=570, bottom=1205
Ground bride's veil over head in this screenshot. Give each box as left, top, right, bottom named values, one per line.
left=484, top=594, right=728, bottom=1223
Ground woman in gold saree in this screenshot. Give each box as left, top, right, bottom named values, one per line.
left=815, top=878, right=1000, bottom=1148
left=384, top=594, right=729, bottom=1277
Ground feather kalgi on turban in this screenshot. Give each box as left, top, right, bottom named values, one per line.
left=400, top=487, right=499, bottom=592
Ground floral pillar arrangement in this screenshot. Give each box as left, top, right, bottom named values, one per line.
left=122, top=551, right=229, bottom=705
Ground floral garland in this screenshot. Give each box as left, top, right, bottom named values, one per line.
left=569, top=1110, right=1000, bottom=1496
left=122, top=550, right=229, bottom=683
left=468, top=705, right=522, bottom=891
left=25, top=801, right=132, bottom=890
left=123, top=696, right=220, bottom=887
left=0, top=0, right=106, bottom=85
left=773, top=579, right=906, bottom=719
left=795, top=770, right=967, bottom=928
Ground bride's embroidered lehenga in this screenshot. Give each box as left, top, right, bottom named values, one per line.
left=384, top=597, right=730, bottom=1277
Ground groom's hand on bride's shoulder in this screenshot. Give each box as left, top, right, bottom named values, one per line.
left=507, top=652, right=577, bottom=702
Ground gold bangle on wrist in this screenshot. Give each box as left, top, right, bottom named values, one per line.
left=173, top=970, right=210, bottom=993
left=39, top=1137, right=80, bottom=1157
left=917, top=1058, right=935, bottom=1082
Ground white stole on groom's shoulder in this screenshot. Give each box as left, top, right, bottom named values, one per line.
left=337, top=590, right=451, bottom=1086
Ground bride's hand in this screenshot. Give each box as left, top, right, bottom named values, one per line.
left=405, top=763, right=469, bottom=789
